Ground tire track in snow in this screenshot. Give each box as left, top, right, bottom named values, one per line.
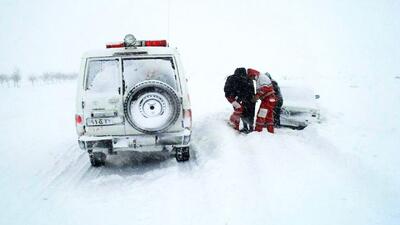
left=8, top=142, right=87, bottom=224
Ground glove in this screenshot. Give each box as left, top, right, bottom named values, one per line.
left=252, top=96, right=259, bottom=103
left=226, top=96, right=236, bottom=103
left=233, top=106, right=243, bottom=115
left=268, top=96, right=277, bottom=103
left=267, top=95, right=277, bottom=108
left=231, top=101, right=242, bottom=110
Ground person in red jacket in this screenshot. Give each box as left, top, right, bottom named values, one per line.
left=247, top=68, right=277, bottom=133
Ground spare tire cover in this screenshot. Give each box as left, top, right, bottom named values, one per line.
left=124, top=80, right=181, bottom=134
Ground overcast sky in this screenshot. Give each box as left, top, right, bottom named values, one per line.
left=1, top=0, right=399, bottom=78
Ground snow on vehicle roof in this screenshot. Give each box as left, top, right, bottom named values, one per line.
left=280, top=85, right=319, bottom=111
left=82, top=46, right=179, bottom=58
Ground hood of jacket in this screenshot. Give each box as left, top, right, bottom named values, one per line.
left=234, top=67, right=247, bottom=77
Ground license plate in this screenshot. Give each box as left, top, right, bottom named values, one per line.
left=86, top=118, right=115, bottom=126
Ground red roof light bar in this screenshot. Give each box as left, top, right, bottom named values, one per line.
left=106, top=40, right=168, bottom=48
left=144, top=40, right=168, bottom=47
left=106, top=42, right=125, bottom=48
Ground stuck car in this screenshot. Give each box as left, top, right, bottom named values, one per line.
left=279, top=85, right=321, bottom=129
left=75, top=34, right=192, bottom=167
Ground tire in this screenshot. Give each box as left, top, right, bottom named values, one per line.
left=90, top=152, right=106, bottom=167
left=124, top=80, right=181, bottom=134
left=175, top=147, right=190, bottom=162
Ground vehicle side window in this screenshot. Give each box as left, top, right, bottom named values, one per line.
left=123, top=58, right=177, bottom=90
left=86, top=59, right=120, bottom=93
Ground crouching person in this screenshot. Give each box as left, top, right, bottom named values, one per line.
left=247, top=68, right=276, bottom=133
left=224, top=68, right=255, bottom=131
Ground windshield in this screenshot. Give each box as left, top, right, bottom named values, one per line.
left=123, top=57, right=178, bottom=90
left=85, top=59, right=120, bottom=93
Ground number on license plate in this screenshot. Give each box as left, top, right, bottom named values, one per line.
left=87, top=118, right=112, bottom=126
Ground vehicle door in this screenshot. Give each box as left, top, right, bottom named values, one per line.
left=83, top=57, right=125, bottom=136
left=122, top=57, right=183, bottom=135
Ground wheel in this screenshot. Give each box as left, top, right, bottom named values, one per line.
left=89, top=152, right=106, bottom=167
left=124, top=80, right=180, bottom=134
left=175, top=147, right=190, bottom=162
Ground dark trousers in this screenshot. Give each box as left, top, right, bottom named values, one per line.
left=274, top=98, right=283, bottom=126
left=241, top=100, right=256, bottom=130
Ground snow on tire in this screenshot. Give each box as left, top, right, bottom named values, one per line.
left=124, top=80, right=180, bottom=134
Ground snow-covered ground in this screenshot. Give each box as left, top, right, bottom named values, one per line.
left=0, top=74, right=399, bottom=225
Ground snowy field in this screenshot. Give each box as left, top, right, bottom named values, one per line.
left=0, top=73, right=399, bottom=225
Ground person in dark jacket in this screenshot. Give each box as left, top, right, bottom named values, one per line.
left=265, top=72, right=283, bottom=127
left=224, top=67, right=255, bottom=132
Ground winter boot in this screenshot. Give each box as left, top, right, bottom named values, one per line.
left=267, top=125, right=274, bottom=133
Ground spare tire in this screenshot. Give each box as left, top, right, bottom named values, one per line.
left=124, top=80, right=181, bottom=134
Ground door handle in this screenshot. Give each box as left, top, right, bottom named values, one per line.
left=122, top=80, right=126, bottom=94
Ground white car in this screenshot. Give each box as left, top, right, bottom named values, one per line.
left=75, top=34, right=192, bottom=166
left=280, top=85, right=321, bottom=129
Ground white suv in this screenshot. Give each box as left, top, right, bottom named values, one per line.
left=75, top=34, right=192, bottom=167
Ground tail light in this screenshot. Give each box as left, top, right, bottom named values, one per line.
left=75, top=114, right=83, bottom=125
left=183, top=109, right=192, bottom=129
left=75, top=114, right=85, bottom=136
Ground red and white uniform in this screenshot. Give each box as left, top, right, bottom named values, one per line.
left=226, top=96, right=243, bottom=130
left=248, top=69, right=276, bottom=133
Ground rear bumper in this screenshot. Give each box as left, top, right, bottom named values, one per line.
left=78, top=129, right=191, bottom=152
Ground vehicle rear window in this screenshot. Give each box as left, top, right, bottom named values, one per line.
left=123, top=58, right=177, bottom=90
left=86, top=59, right=120, bottom=93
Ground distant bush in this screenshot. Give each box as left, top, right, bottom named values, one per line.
left=28, top=75, right=38, bottom=86
left=40, top=72, right=78, bottom=84
left=11, top=69, right=22, bottom=87
left=0, top=74, right=11, bottom=87
left=0, top=70, right=78, bottom=88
